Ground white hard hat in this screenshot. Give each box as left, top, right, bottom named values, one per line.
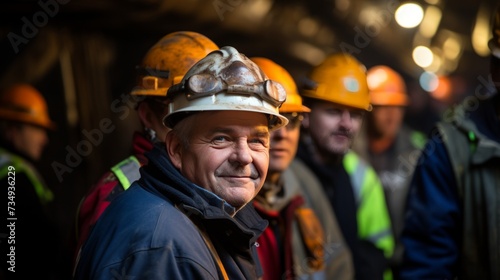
left=164, top=46, right=288, bottom=131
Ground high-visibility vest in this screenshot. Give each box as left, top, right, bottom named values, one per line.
left=343, top=150, right=395, bottom=280
left=0, top=147, right=53, bottom=205
left=110, top=155, right=141, bottom=190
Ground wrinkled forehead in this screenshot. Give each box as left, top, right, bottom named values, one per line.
left=187, top=110, right=270, bottom=133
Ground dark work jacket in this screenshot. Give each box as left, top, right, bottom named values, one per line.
left=296, top=140, right=389, bottom=280
left=401, top=96, right=500, bottom=280
left=74, top=143, right=267, bottom=280
left=0, top=144, right=65, bottom=280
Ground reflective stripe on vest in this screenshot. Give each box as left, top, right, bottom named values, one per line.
left=110, top=156, right=141, bottom=190
left=343, top=150, right=394, bottom=255
left=0, top=148, right=54, bottom=205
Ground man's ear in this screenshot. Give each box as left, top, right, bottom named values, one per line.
left=165, top=130, right=182, bottom=169
left=137, top=102, right=154, bottom=128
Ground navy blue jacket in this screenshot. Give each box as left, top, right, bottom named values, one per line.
left=400, top=96, right=500, bottom=279
left=74, top=143, right=267, bottom=279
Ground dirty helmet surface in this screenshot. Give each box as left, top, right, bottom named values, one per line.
left=164, top=46, right=288, bottom=131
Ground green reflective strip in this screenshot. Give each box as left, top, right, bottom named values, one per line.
left=468, top=131, right=477, bottom=153
left=410, top=131, right=427, bottom=149
left=30, top=172, right=54, bottom=204
left=347, top=152, right=395, bottom=259
left=110, top=156, right=141, bottom=190
left=0, top=149, right=53, bottom=204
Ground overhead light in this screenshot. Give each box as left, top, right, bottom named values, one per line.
left=413, top=46, right=434, bottom=68
left=425, top=50, right=442, bottom=72
left=431, top=76, right=452, bottom=100
left=419, top=71, right=438, bottom=92
left=395, top=3, right=424, bottom=28
left=424, top=0, right=440, bottom=5
left=472, top=3, right=491, bottom=57
left=419, top=5, right=441, bottom=38
left=443, top=36, right=462, bottom=60
left=288, top=42, right=326, bottom=65
left=335, top=0, right=351, bottom=13
left=298, top=18, right=319, bottom=37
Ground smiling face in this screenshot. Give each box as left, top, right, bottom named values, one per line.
left=303, top=102, right=364, bottom=158
left=166, top=110, right=270, bottom=210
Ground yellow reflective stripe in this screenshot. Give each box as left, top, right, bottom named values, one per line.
left=110, top=156, right=141, bottom=190
left=344, top=151, right=395, bottom=259
left=0, top=149, right=53, bottom=204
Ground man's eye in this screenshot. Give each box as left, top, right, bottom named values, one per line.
left=351, top=111, right=364, bottom=119
left=326, top=108, right=341, bottom=115
left=249, top=138, right=269, bottom=147
left=249, top=138, right=262, bottom=144
left=212, top=136, right=229, bottom=143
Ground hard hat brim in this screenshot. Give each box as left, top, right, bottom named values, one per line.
left=370, top=92, right=409, bottom=106
left=0, top=109, right=56, bottom=131
left=163, top=93, right=288, bottom=131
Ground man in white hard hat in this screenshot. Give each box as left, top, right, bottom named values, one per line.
left=74, top=46, right=288, bottom=279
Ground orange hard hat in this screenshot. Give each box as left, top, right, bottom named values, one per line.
left=367, top=65, right=408, bottom=106
left=301, top=53, right=372, bottom=111
left=250, top=57, right=310, bottom=113
left=0, top=84, right=56, bottom=130
left=131, top=31, right=219, bottom=96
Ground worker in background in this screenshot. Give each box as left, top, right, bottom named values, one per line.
left=352, top=65, right=425, bottom=279
left=0, top=84, right=64, bottom=279
left=74, top=31, right=219, bottom=262
left=251, top=57, right=354, bottom=280
left=297, top=53, right=395, bottom=280
left=400, top=5, right=500, bottom=280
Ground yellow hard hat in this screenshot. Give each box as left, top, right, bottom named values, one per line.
left=131, top=31, right=219, bottom=96
left=0, top=84, right=56, bottom=130
left=165, top=46, right=289, bottom=131
left=489, top=5, right=500, bottom=58
left=250, top=57, right=310, bottom=113
left=301, top=53, right=372, bottom=111
left=367, top=65, right=408, bottom=106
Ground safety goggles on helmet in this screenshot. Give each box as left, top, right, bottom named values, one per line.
left=168, top=73, right=287, bottom=107
left=163, top=46, right=289, bottom=131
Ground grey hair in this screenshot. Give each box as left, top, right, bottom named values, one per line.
left=170, top=114, right=198, bottom=150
